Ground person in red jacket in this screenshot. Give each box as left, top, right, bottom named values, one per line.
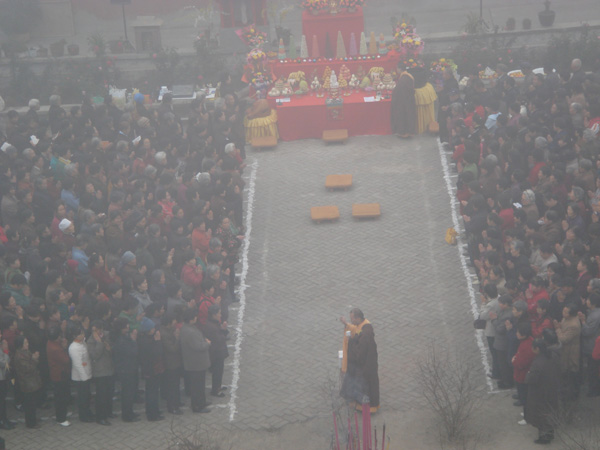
left=197, top=280, right=219, bottom=326
left=191, top=216, right=211, bottom=264
left=525, top=277, right=549, bottom=322
left=46, top=326, right=71, bottom=427
left=180, top=250, right=203, bottom=300
left=512, top=321, right=535, bottom=422
left=532, top=299, right=553, bottom=338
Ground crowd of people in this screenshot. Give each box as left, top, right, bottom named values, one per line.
left=443, top=57, right=600, bottom=444
left=0, top=77, right=246, bottom=429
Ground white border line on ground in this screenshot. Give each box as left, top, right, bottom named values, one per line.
left=437, top=139, right=496, bottom=392
left=228, top=159, right=258, bottom=422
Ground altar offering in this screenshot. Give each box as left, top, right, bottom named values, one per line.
left=382, top=73, right=395, bottom=90
left=268, top=79, right=286, bottom=97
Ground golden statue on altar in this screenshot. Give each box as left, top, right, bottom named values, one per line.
left=329, top=0, right=339, bottom=14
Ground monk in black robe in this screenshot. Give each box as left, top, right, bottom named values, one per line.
left=340, top=308, right=380, bottom=413
left=390, top=67, right=417, bottom=138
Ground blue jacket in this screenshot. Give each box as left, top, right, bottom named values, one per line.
left=71, top=247, right=89, bottom=275
left=60, top=189, right=80, bottom=214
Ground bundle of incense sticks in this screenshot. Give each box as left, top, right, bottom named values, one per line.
left=336, top=406, right=387, bottom=450
left=333, top=411, right=341, bottom=450
left=362, top=402, right=372, bottom=450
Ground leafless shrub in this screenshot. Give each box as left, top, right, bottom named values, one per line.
left=321, top=371, right=354, bottom=449
left=417, top=343, right=484, bottom=445
left=552, top=403, right=600, bottom=450
left=167, top=419, right=233, bottom=450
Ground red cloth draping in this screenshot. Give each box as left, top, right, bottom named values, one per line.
left=302, top=7, right=364, bottom=59
left=272, top=92, right=392, bottom=141
left=271, top=51, right=401, bottom=80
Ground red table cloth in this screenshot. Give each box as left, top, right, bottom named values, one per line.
left=272, top=92, right=391, bottom=141
left=302, top=7, right=364, bottom=59
left=271, top=51, right=401, bottom=81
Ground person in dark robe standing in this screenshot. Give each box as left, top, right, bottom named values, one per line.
left=340, top=308, right=380, bottom=413
left=391, top=65, right=417, bottom=138
left=525, top=338, right=560, bottom=444
left=437, top=69, right=460, bottom=143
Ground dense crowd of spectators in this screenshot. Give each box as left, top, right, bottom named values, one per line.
left=442, top=57, right=600, bottom=444
left=0, top=78, right=246, bottom=429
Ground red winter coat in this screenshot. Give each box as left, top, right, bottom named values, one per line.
left=513, top=336, right=535, bottom=383
left=180, top=264, right=203, bottom=299
left=191, top=229, right=210, bottom=262
left=532, top=316, right=553, bottom=338
left=527, top=289, right=549, bottom=322
left=197, top=295, right=216, bottom=326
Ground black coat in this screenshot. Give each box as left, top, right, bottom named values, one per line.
left=525, top=353, right=560, bottom=430
left=342, top=323, right=380, bottom=408
left=201, top=319, right=229, bottom=363
left=112, top=335, right=138, bottom=375
left=138, top=334, right=164, bottom=378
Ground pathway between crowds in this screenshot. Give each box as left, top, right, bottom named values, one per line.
left=6, top=135, right=563, bottom=449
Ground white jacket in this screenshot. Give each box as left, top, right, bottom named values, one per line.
left=68, top=341, right=92, bottom=381
left=479, top=297, right=500, bottom=338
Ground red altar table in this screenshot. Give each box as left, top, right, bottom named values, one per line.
left=272, top=92, right=391, bottom=141
left=271, top=51, right=401, bottom=80
left=302, top=7, right=364, bottom=58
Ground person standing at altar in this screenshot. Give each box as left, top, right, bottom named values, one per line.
left=391, top=65, right=417, bottom=138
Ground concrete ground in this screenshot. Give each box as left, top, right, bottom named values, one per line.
left=4, top=134, right=596, bottom=449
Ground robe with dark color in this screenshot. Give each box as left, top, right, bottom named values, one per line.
left=340, top=322, right=379, bottom=409
left=525, top=353, right=560, bottom=432
left=390, top=72, right=417, bottom=136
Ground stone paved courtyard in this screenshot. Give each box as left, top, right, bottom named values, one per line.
left=3, top=135, right=546, bottom=449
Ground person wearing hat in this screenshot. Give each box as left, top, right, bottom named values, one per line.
left=200, top=304, right=229, bottom=397
left=56, top=219, right=75, bottom=252
left=138, top=317, right=165, bottom=421
left=390, top=64, right=417, bottom=138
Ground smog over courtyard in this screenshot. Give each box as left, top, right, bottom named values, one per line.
left=0, top=0, right=600, bottom=449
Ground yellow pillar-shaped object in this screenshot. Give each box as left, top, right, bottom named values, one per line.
left=368, top=31, right=377, bottom=55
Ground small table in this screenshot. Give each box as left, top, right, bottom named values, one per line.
left=311, top=206, right=340, bottom=223
left=323, top=129, right=349, bottom=144
left=251, top=135, right=278, bottom=149
left=325, top=174, right=353, bottom=191
left=352, top=203, right=381, bottom=219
